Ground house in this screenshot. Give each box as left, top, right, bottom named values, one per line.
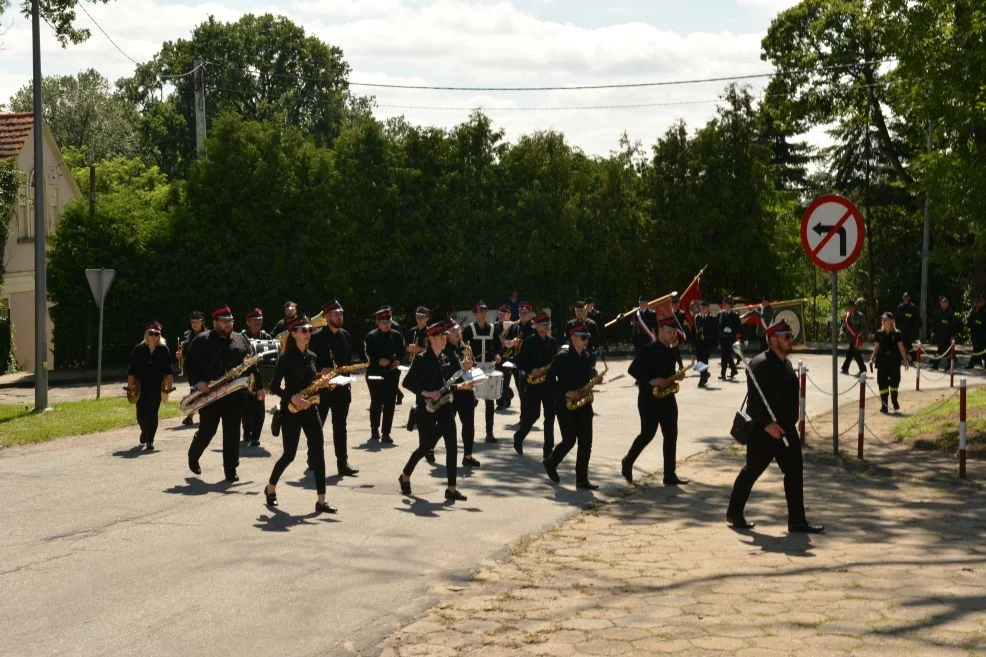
left=1, top=112, right=82, bottom=372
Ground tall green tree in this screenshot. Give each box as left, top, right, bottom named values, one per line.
left=0, top=0, right=113, bottom=45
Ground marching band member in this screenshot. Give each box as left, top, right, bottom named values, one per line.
left=869, top=312, right=909, bottom=414
left=718, top=297, right=741, bottom=380
left=364, top=307, right=405, bottom=444
left=512, top=312, right=557, bottom=459
left=507, top=302, right=536, bottom=417
left=462, top=301, right=498, bottom=443
left=270, top=300, right=300, bottom=337
left=126, top=321, right=175, bottom=451
left=309, top=299, right=361, bottom=477
left=185, top=305, right=264, bottom=482
left=621, top=316, right=689, bottom=485
left=494, top=304, right=516, bottom=410
left=585, top=297, right=606, bottom=352
left=543, top=323, right=598, bottom=490
left=399, top=319, right=469, bottom=501
left=446, top=324, right=481, bottom=467
left=404, top=306, right=431, bottom=441
left=241, top=307, right=271, bottom=447
left=631, top=295, right=658, bottom=355
left=179, top=310, right=206, bottom=425
left=264, top=315, right=337, bottom=514
left=565, top=300, right=602, bottom=364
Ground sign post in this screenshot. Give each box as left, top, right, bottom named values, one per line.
left=85, top=268, right=116, bottom=399
left=801, top=195, right=865, bottom=456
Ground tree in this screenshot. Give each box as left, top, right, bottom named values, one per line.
left=8, top=69, right=141, bottom=164
left=0, top=0, right=113, bottom=46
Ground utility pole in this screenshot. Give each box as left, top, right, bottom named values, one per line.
left=919, top=122, right=933, bottom=341
left=31, top=0, right=48, bottom=412
left=193, top=57, right=206, bottom=156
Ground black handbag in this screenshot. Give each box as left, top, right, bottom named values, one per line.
left=730, top=393, right=754, bottom=445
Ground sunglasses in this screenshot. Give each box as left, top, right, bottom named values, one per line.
left=293, top=327, right=312, bottom=334
left=146, top=331, right=161, bottom=336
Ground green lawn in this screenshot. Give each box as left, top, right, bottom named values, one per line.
left=0, top=398, right=183, bottom=449
left=892, top=388, right=986, bottom=455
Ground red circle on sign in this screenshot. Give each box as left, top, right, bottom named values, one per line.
left=800, top=194, right=865, bottom=272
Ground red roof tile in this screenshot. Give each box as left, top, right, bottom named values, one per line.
left=0, top=112, right=34, bottom=160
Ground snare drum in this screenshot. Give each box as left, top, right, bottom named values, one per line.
left=474, top=370, right=504, bottom=400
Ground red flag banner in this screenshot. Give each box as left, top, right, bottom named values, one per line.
left=678, top=272, right=703, bottom=327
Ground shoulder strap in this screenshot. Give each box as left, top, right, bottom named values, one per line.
left=747, top=366, right=777, bottom=423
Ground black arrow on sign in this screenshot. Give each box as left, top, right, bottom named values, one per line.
left=813, top=222, right=847, bottom=256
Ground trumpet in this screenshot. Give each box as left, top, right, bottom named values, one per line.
left=566, top=359, right=608, bottom=411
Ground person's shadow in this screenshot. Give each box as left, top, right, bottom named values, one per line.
left=394, top=495, right=483, bottom=517
left=163, top=477, right=258, bottom=497
left=112, top=446, right=152, bottom=459
left=253, top=506, right=340, bottom=532
left=736, top=528, right=816, bottom=556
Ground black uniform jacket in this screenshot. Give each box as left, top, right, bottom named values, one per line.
left=364, top=328, right=405, bottom=376
left=403, top=347, right=461, bottom=406
left=128, top=343, right=175, bottom=385
left=270, top=348, right=317, bottom=411
left=548, top=346, right=594, bottom=408
left=518, top=332, right=557, bottom=379
left=718, top=311, right=741, bottom=343
left=310, top=326, right=364, bottom=370
left=185, top=330, right=261, bottom=388
left=628, top=341, right=679, bottom=390
left=746, top=350, right=798, bottom=430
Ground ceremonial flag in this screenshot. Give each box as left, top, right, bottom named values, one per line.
left=677, top=266, right=706, bottom=327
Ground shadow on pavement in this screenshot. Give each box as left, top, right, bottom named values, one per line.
left=253, top=507, right=340, bottom=532
left=163, top=477, right=259, bottom=496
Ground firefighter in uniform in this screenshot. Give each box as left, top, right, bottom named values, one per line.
left=967, top=295, right=986, bottom=369
left=930, top=295, right=958, bottom=371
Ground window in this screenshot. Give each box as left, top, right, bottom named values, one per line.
left=16, top=168, right=59, bottom=241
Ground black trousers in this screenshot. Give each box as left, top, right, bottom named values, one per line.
left=720, top=339, right=738, bottom=376
left=188, top=392, right=245, bottom=478
left=368, top=373, right=399, bottom=436
left=269, top=406, right=326, bottom=495
left=696, top=339, right=713, bottom=383
left=136, top=381, right=162, bottom=444
left=842, top=344, right=865, bottom=373
left=931, top=336, right=952, bottom=369
left=546, top=403, right=593, bottom=483
left=452, top=392, right=476, bottom=456
left=496, top=363, right=516, bottom=407
left=480, top=398, right=494, bottom=436
left=727, top=426, right=807, bottom=526
left=624, top=390, right=678, bottom=477
left=515, top=370, right=528, bottom=416
left=319, top=386, right=351, bottom=465
left=901, top=330, right=916, bottom=360
left=970, top=338, right=986, bottom=368
left=403, top=404, right=457, bottom=487
left=876, top=365, right=901, bottom=405
left=514, top=382, right=556, bottom=457
left=241, top=393, right=265, bottom=442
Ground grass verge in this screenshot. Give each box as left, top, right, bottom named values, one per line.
left=891, top=387, right=986, bottom=455
left=0, top=398, right=182, bottom=449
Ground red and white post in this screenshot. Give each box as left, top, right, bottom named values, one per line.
left=949, top=340, right=956, bottom=388
left=798, top=360, right=807, bottom=445
left=916, top=345, right=922, bottom=391
left=858, top=371, right=866, bottom=460
left=959, top=378, right=967, bottom=479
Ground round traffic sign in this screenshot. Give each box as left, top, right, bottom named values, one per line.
left=800, top=195, right=865, bottom=272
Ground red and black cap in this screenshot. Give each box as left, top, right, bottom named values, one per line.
left=144, top=321, right=163, bottom=334
left=322, top=299, right=344, bottom=314
left=286, top=315, right=313, bottom=332
left=245, top=308, right=264, bottom=320
left=472, top=301, right=487, bottom=313
left=533, top=312, right=551, bottom=325
left=189, top=310, right=205, bottom=320
left=212, top=305, right=234, bottom=320
left=519, top=302, right=533, bottom=313
left=415, top=305, right=431, bottom=317
left=426, top=319, right=453, bottom=336
left=657, top=316, right=678, bottom=329
left=498, top=304, right=511, bottom=314
left=765, top=318, right=793, bottom=338
left=374, top=307, right=393, bottom=320
left=567, top=322, right=591, bottom=337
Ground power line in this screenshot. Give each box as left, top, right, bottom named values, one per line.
left=76, top=1, right=139, bottom=65
left=374, top=99, right=722, bottom=112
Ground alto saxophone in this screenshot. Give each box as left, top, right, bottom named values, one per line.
left=652, top=355, right=694, bottom=399
left=527, top=364, right=551, bottom=385
left=288, top=359, right=371, bottom=412
left=566, top=359, right=608, bottom=411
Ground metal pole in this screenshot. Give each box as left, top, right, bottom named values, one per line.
left=31, top=0, right=48, bottom=412
left=959, top=378, right=967, bottom=479
left=88, top=164, right=96, bottom=221
left=919, top=122, right=933, bottom=341
left=831, top=271, right=839, bottom=455
left=857, top=372, right=866, bottom=460
left=193, top=57, right=206, bottom=156
left=96, top=299, right=104, bottom=399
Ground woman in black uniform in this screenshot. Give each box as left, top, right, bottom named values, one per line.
left=264, top=315, right=337, bottom=514
left=398, top=319, right=471, bottom=501
left=126, top=321, right=175, bottom=451
left=446, top=323, right=481, bottom=468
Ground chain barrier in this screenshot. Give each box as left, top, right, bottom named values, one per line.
left=805, top=372, right=859, bottom=397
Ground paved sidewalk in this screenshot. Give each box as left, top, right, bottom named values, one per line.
left=372, top=413, right=986, bottom=657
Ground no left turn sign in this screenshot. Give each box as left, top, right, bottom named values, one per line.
left=800, top=194, right=865, bottom=272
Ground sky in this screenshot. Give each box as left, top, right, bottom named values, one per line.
left=0, top=0, right=802, bottom=156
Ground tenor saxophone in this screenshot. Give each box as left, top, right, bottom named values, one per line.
left=652, top=355, right=694, bottom=399
left=527, top=364, right=551, bottom=385
left=565, top=360, right=608, bottom=411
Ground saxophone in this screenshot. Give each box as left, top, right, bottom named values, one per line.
left=566, top=359, right=608, bottom=411
left=288, top=359, right=370, bottom=412
left=180, top=350, right=274, bottom=414
left=176, top=342, right=185, bottom=376
left=527, top=364, right=551, bottom=385
left=652, top=355, right=694, bottom=399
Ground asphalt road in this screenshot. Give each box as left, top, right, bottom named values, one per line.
left=0, top=353, right=977, bottom=657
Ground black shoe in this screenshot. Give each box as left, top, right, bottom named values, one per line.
left=463, top=456, right=481, bottom=468
left=139, top=433, right=146, bottom=445
left=892, top=398, right=900, bottom=411
left=144, top=443, right=155, bottom=452
left=382, top=434, right=394, bottom=444
left=789, top=521, right=825, bottom=534
left=543, top=460, right=560, bottom=483
left=395, top=393, right=404, bottom=406
left=841, top=368, right=850, bottom=375
left=727, top=514, right=755, bottom=529
left=621, top=458, right=633, bottom=483
left=188, top=459, right=201, bottom=476
left=182, top=416, right=194, bottom=426
left=664, top=475, right=689, bottom=486
left=370, top=432, right=380, bottom=441
left=718, top=374, right=726, bottom=381
left=729, top=370, right=737, bottom=379
left=445, top=488, right=467, bottom=501
left=338, top=463, right=359, bottom=477
left=576, top=481, right=599, bottom=491
left=485, top=433, right=497, bottom=443
left=513, top=434, right=523, bottom=455
left=225, top=474, right=240, bottom=483
left=249, top=439, right=260, bottom=447
left=880, top=404, right=889, bottom=414
left=315, top=501, right=338, bottom=514
left=264, top=485, right=277, bottom=507
left=425, top=450, right=436, bottom=464
left=398, top=475, right=411, bottom=495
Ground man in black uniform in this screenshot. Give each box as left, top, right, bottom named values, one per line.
left=179, top=310, right=207, bottom=425
left=755, top=295, right=775, bottom=352
left=726, top=319, right=823, bottom=533
left=543, top=322, right=599, bottom=490
left=967, top=295, right=986, bottom=369
left=930, top=295, right=958, bottom=370
left=566, top=300, right=602, bottom=365
left=718, top=297, right=741, bottom=380
left=462, top=301, right=498, bottom=442
left=631, top=295, right=658, bottom=355
left=512, top=312, right=557, bottom=459
left=404, top=306, right=431, bottom=434
left=241, top=308, right=271, bottom=446
left=621, top=316, right=689, bottom=485
left=309, top=299, right=362, bottom=476
left=585, top=297, right=606, bottom=353
left=270, top=300, right=300, bottom=338
left=494, top=304, right=517, bottom=410
left=365, top=307, right=405, bottom=444
left=186, top=305, right=265, bottom=482
left=506, top=302, right=536, bottom=418
left=895, top=291, right=920, bottom=362
left=694, top=301, right=717, bottom=388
